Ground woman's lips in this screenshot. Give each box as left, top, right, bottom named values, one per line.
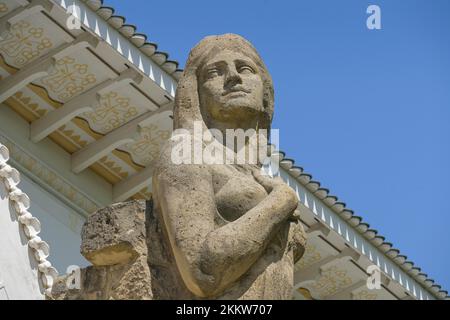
left=225, top=91, right=248, bottom=98
left=222, top=88, right=251, bottom=96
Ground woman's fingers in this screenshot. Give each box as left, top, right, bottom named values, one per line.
left=251, top=167, right=281, bottom=192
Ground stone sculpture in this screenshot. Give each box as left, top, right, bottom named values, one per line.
left=51, top=34, right=306, bottom=300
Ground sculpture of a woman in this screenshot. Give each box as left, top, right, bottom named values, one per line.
left=152, top=34, right=306, bottom=299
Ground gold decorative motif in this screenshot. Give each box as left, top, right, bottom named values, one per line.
left=0, top=52, right=18, bottom=73
left=295, top=243, right=322, bottom=270
left=112, top=149, right=145, bottom=171
left=58, top=124, right=88, bottom=148
left=297, top=287, right=314, bottom=300
left=5, top=87, right=138, bottom=194
left=0, top=2, right=8, bottom=13
left=353, top=290, right=378, bottom=300
left=125, top=124, right=170, bottom=166
left=72, top=117, right=103, bottom=140
left=29, top=82, right=63, bottom=110
left=1, top=56, right=154, bottom=201
left=310, top=266, right=353, bottom=298
left=0, top=135, right=99, bottom=215
left=134, top=186, right=151, bottom=201
left=98, top=155, right=129, bottom=180
left=0, top=20, right=53, bottom=66
left=81, top=91, right=139, bottom=133
left=40, top=56, right=96, bottom=101
left=6, top=93, right=39, bottom=122
left=12, top=91, right=48, bottom=117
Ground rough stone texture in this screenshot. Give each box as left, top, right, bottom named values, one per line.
left=151, top=34, right=307, bottom=299
left=51, top=255, right=153, bottom=300
left=50, top=200, right=196, bottom=300
left=145, top=199, right=197, bottom=299
left=51, top=200, right=154, bottom=300
left=81, top=201, right=147, bottom=266
left=51, top=34, right=307, bottom=300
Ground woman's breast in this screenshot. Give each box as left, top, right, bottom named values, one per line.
left=214, top=172, right=268, bottom=222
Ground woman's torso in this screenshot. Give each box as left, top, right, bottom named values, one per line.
left=209, top=164, right=294, bottom=299
left=150, top=147, right=295, bottom=299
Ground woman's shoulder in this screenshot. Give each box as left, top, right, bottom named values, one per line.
left=154, top=133, right=212, bottom=178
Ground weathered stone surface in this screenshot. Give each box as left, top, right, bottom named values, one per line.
left=145, top=199, right=197, bottom=299
left=51, top=34, right=307, bottom=300
left=51, top=255, right=153, bottom=300
left=51, top=200, right=153, bottom=300
left=150, top=34, right=307, bottom=299
left=81, top=201, right=147, bottom=266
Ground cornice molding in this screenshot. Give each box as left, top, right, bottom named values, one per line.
left=0, top=134, right=100, bottom=216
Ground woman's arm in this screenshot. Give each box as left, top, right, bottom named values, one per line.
left=154, top=152, right=298, bottom=297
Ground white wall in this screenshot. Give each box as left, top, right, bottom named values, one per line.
left=0, top=183, right=43, bottom=300
left=0, top=171, right=89, bottom=300
left=18, top=175, right=89, bottom=275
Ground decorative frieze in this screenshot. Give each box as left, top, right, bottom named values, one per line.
left=0, top=134, right=99, bottom=215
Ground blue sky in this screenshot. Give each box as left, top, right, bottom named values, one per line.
left=106, top=0, right=450, bottom=292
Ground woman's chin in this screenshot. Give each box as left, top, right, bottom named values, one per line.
left=221, top=101, right=261, bottom=115
left=207, top=103, right=264, bottom=124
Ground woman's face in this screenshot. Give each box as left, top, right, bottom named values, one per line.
left=198, top=49, right=264, bottom=123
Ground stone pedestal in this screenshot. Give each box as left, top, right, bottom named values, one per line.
left=50, top=200, right=192, bottom=300
left=50, top=201, right=150, bottom=299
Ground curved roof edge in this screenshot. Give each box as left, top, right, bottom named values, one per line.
left=77, top=0, right=448, bottom=301
left=276, top=150, right=449, bottom=300
left=80, top=0, right=183, bottom=80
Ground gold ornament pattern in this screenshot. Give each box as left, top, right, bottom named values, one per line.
left=124, top=124, right=170, bottom=166
left=0, top=2, right=8, bottom=14
left=1, top=57, right=155, bottom=202
left=98, top=155, right=129, bottom=180
left=352, top=290, right=378, bottom=300
left=40, top=56, right=96, bottom=101
left=310, top=266, right=353, bottom=299
left=0, top=20, right=53, bottom=67
left=81, top=91, right=139, bottom=133
left=295, top=243, right=322, bottom=271
left=138, top=186, right=152, bottom=200
left=0, top=135, right=99, bottom=215
left=296, top=287, right=314, bottom=300
left=11, top=91, right=48, bottom=118
left=58, top=124, right=89, bottom=148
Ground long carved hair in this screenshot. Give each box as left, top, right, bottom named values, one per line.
left=173, top=34, right=274, bottom=133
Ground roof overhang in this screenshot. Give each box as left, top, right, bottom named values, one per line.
left=0, top=0, right=177, bottom=203
left=273, top=158, right=444, bottom=299
left=0, top=0, right=447, bottom=300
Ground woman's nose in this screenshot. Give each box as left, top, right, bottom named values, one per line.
left=224, top=66, right=242, bottom=88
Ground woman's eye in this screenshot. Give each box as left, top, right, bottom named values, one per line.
left=238, top=65, right=254, bottom=74
left=206, top=68, right=220, bottom=78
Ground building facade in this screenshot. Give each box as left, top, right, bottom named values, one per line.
left=0, top=0, right=447, bottom=300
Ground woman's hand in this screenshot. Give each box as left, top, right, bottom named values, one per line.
left=250, top=167, right=299, bottom=218
left=250, top=167, right=285, bottom=193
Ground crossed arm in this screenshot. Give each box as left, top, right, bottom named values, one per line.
left=153, top=160, right=298, bottom=297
